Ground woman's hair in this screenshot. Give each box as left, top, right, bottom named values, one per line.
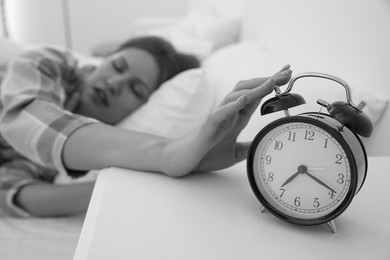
left=115, top=36, right=200, bottom=86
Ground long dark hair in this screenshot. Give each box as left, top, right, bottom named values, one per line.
left=115, top=36, right=200, bottom=86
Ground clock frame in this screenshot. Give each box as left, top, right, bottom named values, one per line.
left=246, top=72, right=372, bottom=233
left=247, top=114, right=367, bottom=229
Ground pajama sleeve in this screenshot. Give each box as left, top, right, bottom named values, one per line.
left=0, top=48, right=97, bottom=216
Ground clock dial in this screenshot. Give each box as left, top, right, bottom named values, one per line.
left=249, top=116, right=357, bottom=224
left=247, top=73, right=370, bottom=229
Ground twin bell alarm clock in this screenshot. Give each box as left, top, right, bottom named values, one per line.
left=246, top=72, right=373, bottom=233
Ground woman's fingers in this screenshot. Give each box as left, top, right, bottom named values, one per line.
left=210, top=65, right=293, bottom=131
left=273, top=65, right=292, bottom=86
left=212, top=80, right=275, bottom=125
left=275, top=64, right=291, bottom=74
left=214, top=78, right=275, bottom=126
left=232, top=65, right=291, bottom=91
left=233, top=77, right=270, bottom=91
left=245, top=78, right=275, bottom=103
left=211, top=95, right=248, bottom=125
left=222, top=65, right=292, bottom=105
left=221, top=78, right=275, bottom=105
left=235, top=142, right=252, bottom=163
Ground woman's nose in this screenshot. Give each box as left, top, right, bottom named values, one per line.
left=106, top=77, right=126, bottom=95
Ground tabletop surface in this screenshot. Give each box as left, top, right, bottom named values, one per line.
left=74, top=156, right=390, bottom=260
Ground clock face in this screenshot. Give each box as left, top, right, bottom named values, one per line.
left=248, top=116, right=357, bottom=224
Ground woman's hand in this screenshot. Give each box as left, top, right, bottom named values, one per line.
left=163, top=65, right=292, bottom=177
left=64, top=89, right=81, bottom=112
left=196, top=65, right=292, bottom=171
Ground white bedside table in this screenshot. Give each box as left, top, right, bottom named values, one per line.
left=74, top=156, right=390, bottom=260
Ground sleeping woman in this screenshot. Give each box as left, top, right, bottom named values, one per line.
left=0, top=36, right=292, bottom=218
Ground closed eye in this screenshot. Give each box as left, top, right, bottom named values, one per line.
left=129, top=79, right=148, bottom=100
left=112, top=57, right=128, bottom=73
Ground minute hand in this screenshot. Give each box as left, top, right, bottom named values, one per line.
left=304, top=171, right=336, bottom=194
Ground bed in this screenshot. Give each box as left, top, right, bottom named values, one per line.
left=1, top=0, right=389, bottom=259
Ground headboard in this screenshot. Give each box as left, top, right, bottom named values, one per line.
left=237, top=0, right=390, bottom=156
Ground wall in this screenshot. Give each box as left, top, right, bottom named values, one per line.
left=5, top=0, right=189, bottom=54
left=67, top=0, right=188, bottom=53
left=5, top=0, right=238, bottom=53
left=6, top=0, right=67, bottom=46
left=5, top=0, right=389, bottom=155
left=240, top=0, right=390, bottom=156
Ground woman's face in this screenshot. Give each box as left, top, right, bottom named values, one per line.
left=77, top=47, right=160, bottom=124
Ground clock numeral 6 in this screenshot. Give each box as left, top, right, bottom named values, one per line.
left=294, top=197, right=301, bottom=207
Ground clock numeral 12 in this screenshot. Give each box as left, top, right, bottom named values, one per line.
left=304, top=130, right=315, bottom=141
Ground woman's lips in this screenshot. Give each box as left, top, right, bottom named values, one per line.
left=93, top=87, right=109, bottom=107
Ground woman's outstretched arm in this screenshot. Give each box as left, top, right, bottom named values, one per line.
left=14, top=182, right=94, bottom=217
left=62, top=65, right=292, bottom=177
left=15, top=65, right=292, bottom=217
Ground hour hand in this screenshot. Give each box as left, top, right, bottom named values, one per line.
left=281, top=165, right=308, bottom=187
left=280, top=171, right=300, bottom=188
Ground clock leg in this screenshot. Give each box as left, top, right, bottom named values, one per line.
left=283, top=109, right=291, bottom=117
left=259, top=205, right=267, bottom=213
left=326, top=220, right=337, bottom=233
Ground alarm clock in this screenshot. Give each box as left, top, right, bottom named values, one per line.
left=247, top=72, right=373, bottom=233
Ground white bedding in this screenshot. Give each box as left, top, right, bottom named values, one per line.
left=0, top=215, right=84, bottom=260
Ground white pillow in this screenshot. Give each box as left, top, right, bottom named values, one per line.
left=117, top=68, right=216, bottom=139
left=143, top=4, right=241, bottom=60
left=180, top=3, right=241, bottom=51
left=203, top=42, right=300, bottom=106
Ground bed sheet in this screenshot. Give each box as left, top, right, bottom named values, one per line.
left=0, top=215, right=84, bottom=260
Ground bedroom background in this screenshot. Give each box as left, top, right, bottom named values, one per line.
left=3, top=0, right=388, bottom=156
left=4, top=0, right=241, bottom=54
left=0, top=0, right=389, bottom=259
